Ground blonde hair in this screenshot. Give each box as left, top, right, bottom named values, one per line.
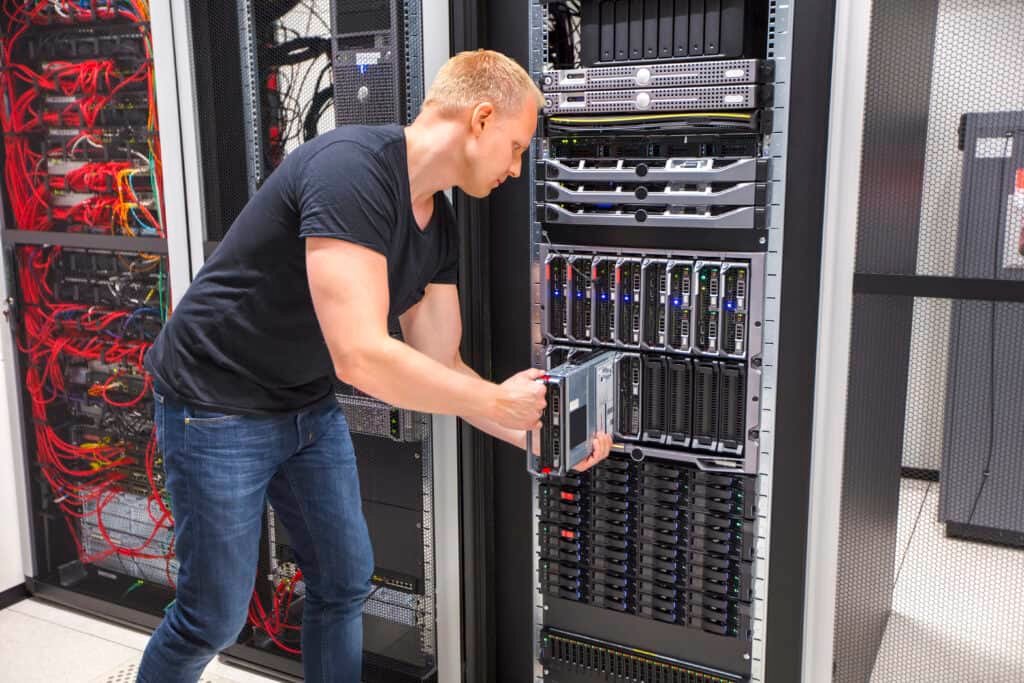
left=424, top=49, right=544, bottom=116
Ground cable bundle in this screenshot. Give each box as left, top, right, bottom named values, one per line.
left=0, top=0, right=164, bottom=236
left=1, top=0, right=173, bottom=588
left=15, top=244, right=173, bottom=581
left=248, top=570, right=305, bottom=655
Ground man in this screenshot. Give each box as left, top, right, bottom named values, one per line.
left=137, top=50, right=613, bottom=682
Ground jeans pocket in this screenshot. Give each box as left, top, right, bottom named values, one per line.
left=183, top=404, right=247, bottom=425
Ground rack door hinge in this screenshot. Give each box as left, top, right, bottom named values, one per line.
left=2, top=297, right=14, bottom=329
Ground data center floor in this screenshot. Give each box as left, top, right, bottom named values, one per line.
left=0, top=599, right=278, bottom=683
left=1, top=477, right=1021, bottom=682
left=871, top=478, right=1024, bottom=682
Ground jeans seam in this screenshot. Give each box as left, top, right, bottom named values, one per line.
left=181, top=414, right=201, bottom=637
left=282, top=465, right=329, bottom=680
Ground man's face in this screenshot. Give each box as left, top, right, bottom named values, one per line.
left=461, top=96, right=538, bottom=198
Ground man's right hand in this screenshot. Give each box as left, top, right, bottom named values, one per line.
left=491, top=368, right=548, bottom=431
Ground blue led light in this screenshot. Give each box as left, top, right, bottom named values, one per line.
left=725, top=300, right=737, bottom=311
left=673, top=298, right=681, bottom=306
left=601, top=293, right=608, bottom=300
left=577, top=292, right=583, bottom=299
left=552, top=289, right=560, bottom=297
left=623, top=295, right=631, bottom=302
left=359, top=64, right=368, bottom=75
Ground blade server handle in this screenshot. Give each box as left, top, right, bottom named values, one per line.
left=526, top=429, right=544, bottom=478
left=526, top=377, right=551, bottom=479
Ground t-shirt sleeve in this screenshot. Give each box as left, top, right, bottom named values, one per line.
left=430, top=196, right=459, bottom=284
left=296, top=143, right=397, bottom=255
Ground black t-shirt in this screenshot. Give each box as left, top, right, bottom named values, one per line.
left=145, top=124, right=458, bottom=413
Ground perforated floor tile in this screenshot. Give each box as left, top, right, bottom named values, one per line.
left=89, top=659, right=233, bottom=683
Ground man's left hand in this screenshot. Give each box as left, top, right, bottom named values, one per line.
left=573, top=431, right=613, bottom=472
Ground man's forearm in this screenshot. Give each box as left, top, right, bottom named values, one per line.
left=339, top=337, right=500, bottom=420
left=452, top=358, right=528, bottom=449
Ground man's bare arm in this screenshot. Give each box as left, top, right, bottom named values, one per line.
left=401, top=282, right=613, bottom=469
left=307, top=237, right=544, bottom=430
left=398, top=282, right=527, bottom=446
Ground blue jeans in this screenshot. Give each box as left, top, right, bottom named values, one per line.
left=137, top=389, right=374, bottom=683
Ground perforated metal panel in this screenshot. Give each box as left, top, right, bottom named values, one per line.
left=836, top=0, right=1024, bottom=680
left=188, top=0, right=334, bottom=239
left=902, top=298, right=953, bottom=472
left=856, top=0, right=1024, bottom=277
left=916, top=0, right=1024, bottom=278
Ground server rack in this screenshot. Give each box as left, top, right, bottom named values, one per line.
left=0, top=0, right=194, bottom=635
left=528, top=2, right=780, bottom=679
left=938, top=111, right=1024, bottom=548
left=182, top=2, right=460, bottom=681
left=474, top=0, right=837, bottom=680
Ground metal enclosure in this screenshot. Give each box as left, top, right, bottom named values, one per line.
left=0, top=0, right=196, bottom=636
left=494, top=1, right=837, bottom=681
left=808, top=1, right=1024, bottom=682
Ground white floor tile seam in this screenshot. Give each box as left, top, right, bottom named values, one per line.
left=2, top=603, right=148, bottom=652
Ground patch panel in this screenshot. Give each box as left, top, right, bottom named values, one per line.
left=23, top=26, right=149, bottom=62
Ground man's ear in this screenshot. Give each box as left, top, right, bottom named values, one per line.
left=470, top=102, right=495, bottom=135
